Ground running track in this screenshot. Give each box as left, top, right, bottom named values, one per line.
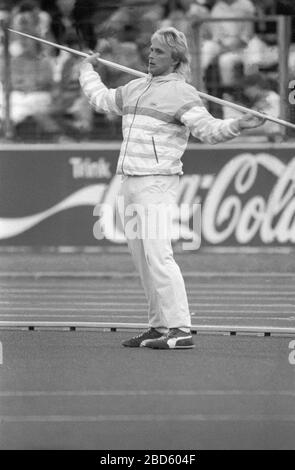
left=0, top=256, right=295, bottom=449
left=0, top=273, right=294, bottom=332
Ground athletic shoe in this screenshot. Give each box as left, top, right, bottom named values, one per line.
left=122, top=327, right=163, bottom=347
left=143, top=328, right=195, bottom=349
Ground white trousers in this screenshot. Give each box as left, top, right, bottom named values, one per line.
left=118, top=175, right=191, bottom=332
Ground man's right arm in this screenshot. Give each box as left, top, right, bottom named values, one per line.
left=79, top=58, right=123, bottom=116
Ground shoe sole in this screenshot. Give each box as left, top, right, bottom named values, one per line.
left=140, top=337, right=163, bottom=347
left=144, top=335, right=195, bottom=349
left=145, top=344, right=195, bottom=350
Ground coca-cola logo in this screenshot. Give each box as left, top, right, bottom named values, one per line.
left=202, top=153, right=295, bottom=244
left=96, top=153, right=295, bottom=246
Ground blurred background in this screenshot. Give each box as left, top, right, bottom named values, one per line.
left=0, top=0, right=295, bottom=143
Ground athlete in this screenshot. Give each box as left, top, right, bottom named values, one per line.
left=79, top=27, right=264, bottom=349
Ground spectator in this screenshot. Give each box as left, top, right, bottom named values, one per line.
left=256, top=0, right=275, bottom=15
left=243, top=34, right=279, bottom=77
left=189, top=0, right=212, bottom=19
left=96, top=33, right=146, bottom=88
left=71, top=0, right=117, bottom=50
left=0, top=0, right=10, bottom=129
left=33, top=28, right=93, bottom=141
left=0, top=29, right=54, bottom=136
left=243, top=0, right=295, bottom=78
left=276, top=0, right=295, bottom=15
left=202, top=0, right=217, bottom=8
left=201, top=0, right=256, bottom=86
left=55, top=0, right=75, bottom=27
left=0, top=0, right=10, bottom=15
left=41, top=0, right=78, bottom=82
left=10, top=0, right=54, bottom=57
left=96, top=0, right=166, bottom=51
left=160, top=0, right=210, bottom=53
left=223, top=74, right=281, bottom=136
left=42, top=0, right=76, bottom=44
left=0, top=1, right=10, bottom=57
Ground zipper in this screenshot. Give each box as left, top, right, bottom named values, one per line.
left=121, top=80, right=153, bottom=174
left=152, top=136, right=159, bottom=163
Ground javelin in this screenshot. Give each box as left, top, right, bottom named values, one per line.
left=7, top=27, right=295, bottom=131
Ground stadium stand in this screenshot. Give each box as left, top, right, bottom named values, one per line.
left=0, top=0, right=294, bottom=141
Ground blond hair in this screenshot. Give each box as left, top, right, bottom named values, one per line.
left=151, top=27, right=191, bottom=81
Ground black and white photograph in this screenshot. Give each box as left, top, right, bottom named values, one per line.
left=0, top=0, right=295, bottom=454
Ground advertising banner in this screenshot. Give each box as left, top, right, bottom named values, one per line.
left=0, top=143, right=294, bottom=247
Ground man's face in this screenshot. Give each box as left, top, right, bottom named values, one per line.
left=148, top=36, right=177, bottom=76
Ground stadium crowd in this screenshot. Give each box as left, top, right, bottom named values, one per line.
left=0, top=0, right=294, bottom=141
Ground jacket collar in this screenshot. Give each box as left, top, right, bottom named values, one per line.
left=147, top=72, right=184, bottom=83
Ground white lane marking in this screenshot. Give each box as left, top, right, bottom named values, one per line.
left=1, top=302, right=294, bottom=309
left=52, top=284, right=295, bottom=287
left=0, top=301, right=146, bottom=306
left=0, top=282, right=294, bottom=287
left=0, top=390, right=294, bottom=397
left=1, top=290, right=295, bottom=296
left=1, top=321, right=293, bottom=333
left=0, top=307, right=146, bottom=311
left=0, top=314, right=147, bottom=318
left=0, top=314, right=293, bottom=320
left=1, top=304, right=294, bottom=311
left=0, top=271, right=294, bottom=278
left=0, top=308, right=294, bottom=314
left=1, top=414, right=295, bottom=422
left=2, top=286, right=295, bottom=293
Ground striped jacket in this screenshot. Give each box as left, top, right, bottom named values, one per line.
left=79, top=63, right=241, bottom=176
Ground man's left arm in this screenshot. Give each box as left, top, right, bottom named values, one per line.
left=177, top=90, right=264, bottom=144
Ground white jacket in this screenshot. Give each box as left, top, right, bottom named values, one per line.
left=79, top=63, right=240, bottom=175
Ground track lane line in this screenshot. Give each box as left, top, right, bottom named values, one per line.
left=2, top=293, right=295, bottom=299
left=0, top=390, right=294, bottom=397
left=0, top=314, right=293, bottom=320
left=1, top=302, right=294, bottom=308
left=0, top=271, right=294, bottom=278
left=1, top=307, right=294, bottom=313
left=1, top=414, right=295, bottom=422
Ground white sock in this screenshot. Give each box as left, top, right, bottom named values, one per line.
left=155, top=328, right=168, bottom=334
left=178, top=328, right=190, bottom=334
